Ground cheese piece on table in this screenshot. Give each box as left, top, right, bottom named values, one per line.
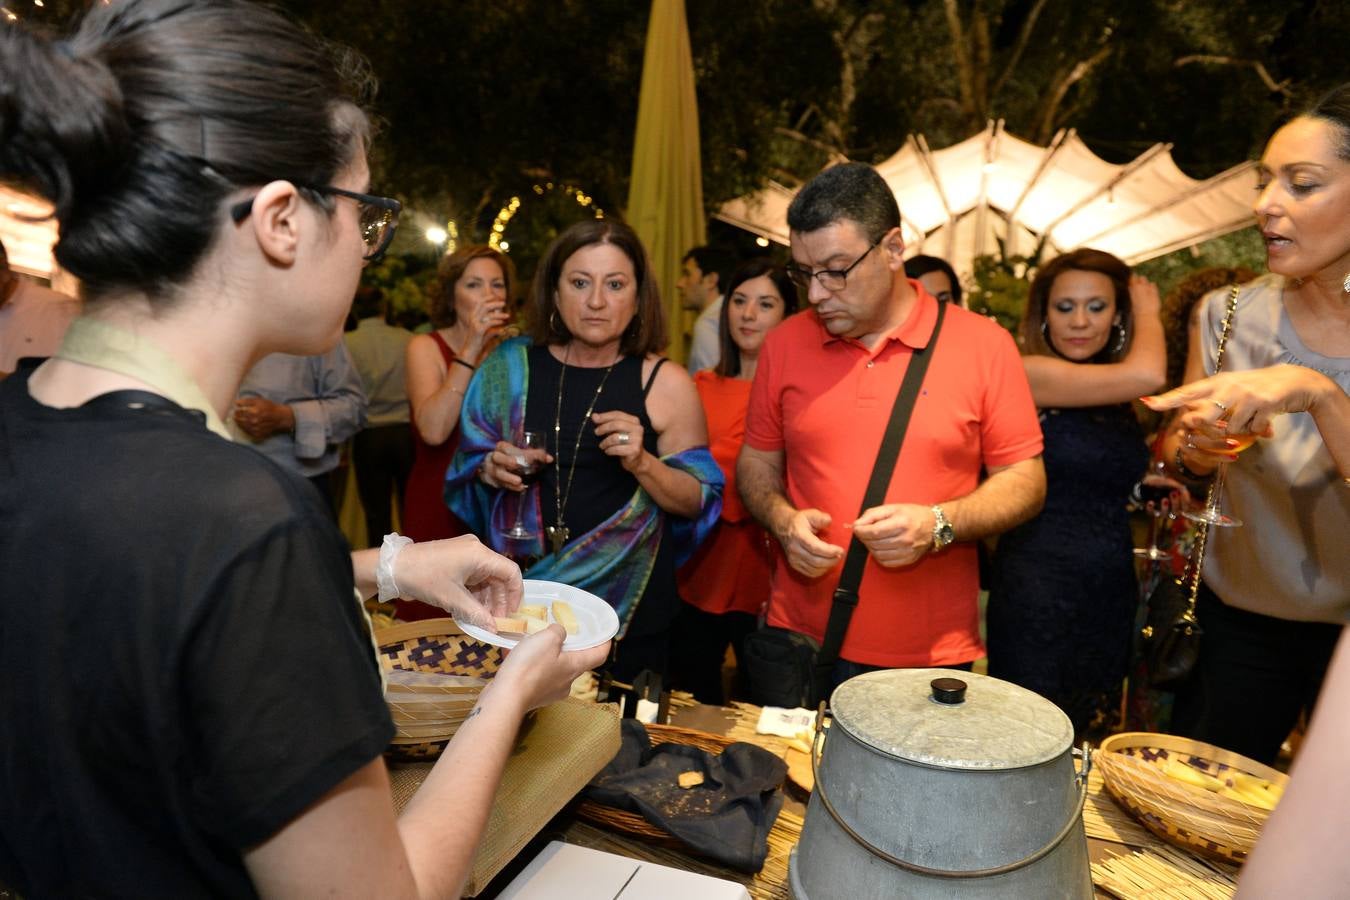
left=551, top=601, right=578, bottom=635
left=518, top=605, right=547, bottom=621
left=678, top=771, right=704, bottom=789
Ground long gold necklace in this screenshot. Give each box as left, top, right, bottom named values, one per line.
left=548, top=344, right=619, bottom=555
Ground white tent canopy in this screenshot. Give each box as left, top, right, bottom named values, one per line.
left=716, top=121, right=1260, bottom=275
left=1, top=186, right=58, bottom=279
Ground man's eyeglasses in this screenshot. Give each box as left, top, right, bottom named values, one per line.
left=785, top=239, right=879, bottom=292
left=230, top=184, right=401, bottom=263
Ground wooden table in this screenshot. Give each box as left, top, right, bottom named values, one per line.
left=394, top=699, right=1239, bottom=899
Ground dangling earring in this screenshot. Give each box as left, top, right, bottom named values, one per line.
left=1112, top=322, right=1127, bottom=355
left=1040, top=321, right=1050, bottom=342
left=549, top=308, right=562, bottom=335
left=1342, top=272, right=1350, bottom=293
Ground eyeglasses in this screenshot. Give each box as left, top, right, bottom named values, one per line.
left=785, top=239, right=879, bottom=291
left=230, top=184, right=401, bottom=263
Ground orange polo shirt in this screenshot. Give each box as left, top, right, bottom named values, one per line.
left=744, top=282, right=1042, bottom=667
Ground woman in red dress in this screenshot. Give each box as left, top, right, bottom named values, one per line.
left=399, top=245, right=513, bottom=618
left=673, top=260, right=799, bottom=703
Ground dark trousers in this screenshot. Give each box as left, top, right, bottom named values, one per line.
left=1170, top=582, right=1343, bottom=765
left=307, top=470, right=341, bottom=521
left=607, top=630, right=672, bottom=686
left=830, top=657, right=974, bottom=694
left=668, top=603, right=758, bottom=705
left=352, top=423, right=414, bottom=548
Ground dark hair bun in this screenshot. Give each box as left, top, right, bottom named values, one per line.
left=0, top=0, right=372, bottom=300
left=0, top=28, right=130, bottom=221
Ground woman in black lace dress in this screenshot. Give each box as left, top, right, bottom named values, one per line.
left=986, top=249, right=1164, bottom=736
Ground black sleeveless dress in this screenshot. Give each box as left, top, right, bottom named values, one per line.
left=525, top=347, right=678, bottom=678
left=986, top=404, right=1147, bottom=735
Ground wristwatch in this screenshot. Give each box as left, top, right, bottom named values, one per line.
left=931, top=504, right=955, bottom=551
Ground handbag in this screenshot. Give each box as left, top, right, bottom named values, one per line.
left=741, top=301, right=947, bottom=709
left=1141, top=284, right=1241, bottom=689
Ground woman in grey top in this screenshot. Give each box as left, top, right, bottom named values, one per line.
left=1156, top=84, right=1350, bottom=765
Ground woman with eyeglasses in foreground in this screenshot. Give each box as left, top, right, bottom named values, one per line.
left=0, top=1, right=606, bottom=896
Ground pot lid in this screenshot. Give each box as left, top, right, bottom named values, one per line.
left=831, top=668, right=1073, bottom=770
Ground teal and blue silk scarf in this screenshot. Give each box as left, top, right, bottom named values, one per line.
left=445, top=337, right=723, bottom=637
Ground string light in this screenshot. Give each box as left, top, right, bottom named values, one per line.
left=755, top=237, right=770, bottom=248
left=488, top=182, right=604, bottom=251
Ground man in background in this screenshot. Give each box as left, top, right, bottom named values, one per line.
left=232, top=346, right=367, bottom=518
left=676, top=245, right=735, bottom=373
left=0, top=239, right=80, bottom=378
left=344, top=286, right=414, bottom=547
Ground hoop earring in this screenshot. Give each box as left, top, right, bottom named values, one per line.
left=1040, top=321, right=1049, bottom=342
left=549, top=308, right=562, bottom=336
left=1112, top=323, right=1127, bottom=355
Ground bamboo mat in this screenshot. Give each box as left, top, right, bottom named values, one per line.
left=1092, top=844, right=1238, bottom=899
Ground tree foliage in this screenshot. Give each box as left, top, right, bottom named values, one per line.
left=19, top=0, right=1347, bottom=272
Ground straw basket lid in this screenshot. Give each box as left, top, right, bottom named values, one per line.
left=830, top=668, right=1073, bottom=771
left=375, top=618, right=505, bottom=763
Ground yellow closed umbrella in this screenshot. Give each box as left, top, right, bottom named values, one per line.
left=627, top=0, right=705, bottom=365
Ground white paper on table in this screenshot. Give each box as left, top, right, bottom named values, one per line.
left=755, top=705, right=816, bottom=738
left=497, top=841, right=751, bottom=900
left=614, top=695, right=661, bottom=724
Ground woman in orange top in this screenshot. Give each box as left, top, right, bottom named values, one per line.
left=673, top=260, right=799, bottom=703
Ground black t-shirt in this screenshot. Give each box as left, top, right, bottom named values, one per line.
left=0, top=363, right=394, bottom=898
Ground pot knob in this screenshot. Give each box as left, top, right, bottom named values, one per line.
left=930, top=677, right=967, bottom=704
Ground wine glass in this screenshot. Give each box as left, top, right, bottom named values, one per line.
left=1133, top=481, right=1175, bottom=563
left=1182, top=433, right=1258, bottom=528
left=503, top=430, right=547, bottom=541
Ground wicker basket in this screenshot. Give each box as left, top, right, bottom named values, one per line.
left=1096, top=731, right=1289, bottom=864
left=376, top=618, right=505, bottom=762
left=573, top=722, right=738, bottom=850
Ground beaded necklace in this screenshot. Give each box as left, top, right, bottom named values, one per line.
left=547, top=343, right=619, bottom=555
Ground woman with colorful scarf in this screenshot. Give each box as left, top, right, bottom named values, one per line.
left=447, top=220, right=722, bottom=682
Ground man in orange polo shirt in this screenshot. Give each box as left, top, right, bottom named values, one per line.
left=738, top=162, right=1046, bottom=686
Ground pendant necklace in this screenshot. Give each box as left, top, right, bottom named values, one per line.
left=548, top=344, right=619, bottom=555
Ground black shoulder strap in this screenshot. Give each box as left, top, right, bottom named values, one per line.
left=642, top=357, right=668, bottom=398
left=815, top=300, right=948, bottom=683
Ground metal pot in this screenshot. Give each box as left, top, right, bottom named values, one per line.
left=789, top=668, right=1093, bottom=899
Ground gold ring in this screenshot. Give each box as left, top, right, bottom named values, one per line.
left=1212, top=399, right=1228, bottom=412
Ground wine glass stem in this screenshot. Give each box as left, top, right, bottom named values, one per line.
left=1207, top=462, right=1229, bottom=517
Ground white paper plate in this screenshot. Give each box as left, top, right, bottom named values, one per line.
left=455, top=580, right=619, bottom=652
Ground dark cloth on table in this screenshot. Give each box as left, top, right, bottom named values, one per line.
left=0, top=363, right=394, bottom=899
left=525, top=346, right=679, bottom=674
left=987, top=404, right=1147, bottom=734
left=585, top=719, right=787, bottom=873
left=1170, top=582, right=1342, bottom=765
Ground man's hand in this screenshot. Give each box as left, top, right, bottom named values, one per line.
left=233, top=396, right=295, bottom=440
left=851, top=503, right=936, bottom=568
left=777, top=508, right=845, bottom=578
